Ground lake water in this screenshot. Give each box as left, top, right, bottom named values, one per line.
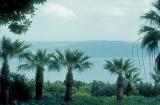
left=6, top=41, right=156, bottom=83
left=8, top=57, right=154, bottom=84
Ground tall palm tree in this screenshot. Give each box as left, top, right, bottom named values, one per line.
left=53, top=49, right=92, bottom=102
left=104, top=58, right=133, bottom=100
left=139, top=0, right=160, bottom=70
left=0, top=36, right=29, bottom=105
left=125, top=68, right=141, bottom=96
left=18, top=49, right=55, bottom=100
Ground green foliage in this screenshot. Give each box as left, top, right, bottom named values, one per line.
left=43, top=81, right=65, bottom=99
left=151, top=68, right=160, bottom=86
left=10, top=73, right=34, bottom=101
left=0, top=0, right=46, bottom=34
left=18, top=49, right=56, bottom=100
left=91, top=80, right=116, bottom=97
left=0, top=36, right=30, bottom=60
left=104, top=58, right=134, bottom=76
left=0, top=36, right=30, bottom=105
left=136, top=82, right=157, bottom=97
left=53, top=49, right=93, bottom=72
left=73, top=81, right=85, bottom=91
left=23, top=96, right=160, bottom=105
left=124, top=68, right=141, bottom=96
left=51, top=49, right=93, bottom=101
left=139, top=0, right=160, bottom=52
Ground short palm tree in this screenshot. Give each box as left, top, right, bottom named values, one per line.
left=104, top=58, right=133, bottom=100
left=125, top=68, right=141, bottom=96
left=53, top=49, right=92, bottom=102
left=0, top=36, right=29, bottom=105
left=18, top=49, right=53, bottom=100
left=139, top=0, right=160, bottom=70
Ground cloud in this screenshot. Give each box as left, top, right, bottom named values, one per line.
left=40, top=2, right=76, bottom=19
left=107, top=7, right=126, bottom=16
left=93, top=0, right=153, bottom=17
left=94, top=6, right=127, bottom=17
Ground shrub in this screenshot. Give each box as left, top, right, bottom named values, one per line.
left=10, top=73, right=34, bottom=101
left=136, top=82, right=156, bottom=97
left=91, top=80, right=115, bottom=97
left=43, top=81, right=65, bottom=101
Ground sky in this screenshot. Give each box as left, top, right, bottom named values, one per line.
left=1, top=0, right=153, bottom=42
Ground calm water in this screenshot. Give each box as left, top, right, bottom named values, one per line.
left=8, top=57, right=154, bottom=83
left=6, top=41, right=155, bottom=83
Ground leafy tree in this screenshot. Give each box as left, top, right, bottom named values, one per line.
left=18, top=49, right=58, bottom=100
left=0, top=0, right=46, bottom=34
left=0, top=36, right=29, bottom=105
left=125, top=68, right=141, bottom=96
left=52, top=49, right=92, bottom=102
left=104, top=58, right=133, bottom=100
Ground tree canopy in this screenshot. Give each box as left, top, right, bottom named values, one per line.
left=0, top=0, right=46, bottom=35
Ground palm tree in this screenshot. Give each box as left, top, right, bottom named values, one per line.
left=18, top=49, right=56, bottom=100
left=0, top=36, right=29, bottom=105
left=139, top=0, right=160, bottom=70
left=125, top=68, right=141, bottom=96
left=53, top=49, right=92, bottom=102
left=104, top=58, right=134, bottom=100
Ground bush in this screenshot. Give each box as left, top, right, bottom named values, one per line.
left=22, top=96, right=160, bottom=105
left=91, top=80, right=116, bottom=97
left=136, top=82, right=156, bottom=97
left=43, top=81, right=65, bottom=101
left=10, top=73, right=34, bottom=101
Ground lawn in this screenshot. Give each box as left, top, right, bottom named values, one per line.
left=24, top=95, right=160, bottom=105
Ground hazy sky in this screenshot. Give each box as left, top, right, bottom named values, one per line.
left=1, top=0, right=153, bottom=42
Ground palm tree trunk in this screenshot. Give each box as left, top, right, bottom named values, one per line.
left=116, top=74, right=124, bottom=101
left=0, top=58, right=10, bottom=105
left=156, top=53, right=160, bottom=71
left=64, top=69, right=73, bottom=102
left=35, top=66, right=44, bottom=100
left=126, top=83, right=132, bottom=96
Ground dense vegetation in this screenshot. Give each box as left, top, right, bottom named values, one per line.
left=6, top=75, right=160, bottom=105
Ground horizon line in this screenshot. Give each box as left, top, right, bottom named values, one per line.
left=25, top=40, right=135, bottom=43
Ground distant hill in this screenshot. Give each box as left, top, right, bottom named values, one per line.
left=28, top=41, right=147, bottom=58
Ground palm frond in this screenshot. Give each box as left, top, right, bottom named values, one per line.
left=18, top=64, right=34, bottom=71
left=104, top=58, right=136, bottom=76
left=139, top=0, right=160, bottom=54
left=139, top=26, right=160, bottom=52
left=48, top=53, right=61, bottom=72
left=0, top=36, right=30, bottom=59
left=151, top=68, right=160, bottom=85
left=141, top=10, right=160, bottom=26
left=152, top=0, right=160, bottom=13
left=55, top=49, right=92, bottom=72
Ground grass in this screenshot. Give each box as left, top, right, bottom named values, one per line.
left=23, top=95, right=160, bottom=105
